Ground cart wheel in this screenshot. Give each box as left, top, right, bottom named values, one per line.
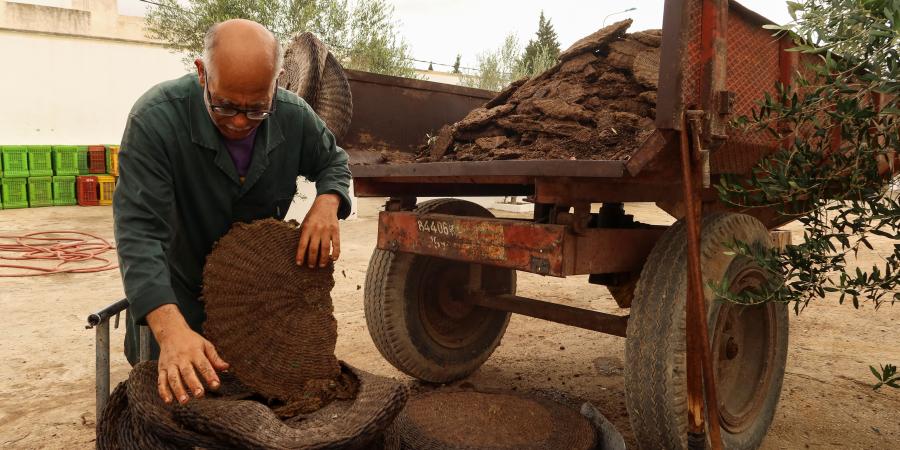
left=365, top=199, right=516, bottom=383
left=624, top=213, right=788, bottom=450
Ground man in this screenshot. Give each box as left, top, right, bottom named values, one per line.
left=113, top=19, right=352, bottom=405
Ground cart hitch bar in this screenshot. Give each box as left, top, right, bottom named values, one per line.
left=469, top=292, right=629, bottom=337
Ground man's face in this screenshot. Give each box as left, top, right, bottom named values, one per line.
left=199, top=65, right=276, bottom=141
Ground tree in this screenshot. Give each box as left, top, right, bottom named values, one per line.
left=144, top=0, right=418, bottom=78
left=452, top=54, right=461, bottom=74
left=460, top=33, right=525, bottom=91
left=461, top=13, right=562, bottom=91
left=427, top=61, right=433, bottom=71
left=519, top=11, right=561, bottom=76
left=714, top=0, right=899, bottom=388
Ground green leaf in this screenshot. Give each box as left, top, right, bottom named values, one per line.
left=871, top=365, right=883, bottom=381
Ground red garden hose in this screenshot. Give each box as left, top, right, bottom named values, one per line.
left=0, top=231, right=118, bottom=277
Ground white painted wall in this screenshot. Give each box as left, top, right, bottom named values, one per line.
left=0, top=30, right=187, bottom=144
left=0, top=29, right=361, bottom=219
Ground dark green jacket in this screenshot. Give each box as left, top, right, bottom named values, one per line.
left=114, top=73, right=351, bottom=364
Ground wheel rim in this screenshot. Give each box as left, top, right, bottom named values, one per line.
left=713, top=264, right=778, bottom=434
left=415, top=258, right=508, bottom=350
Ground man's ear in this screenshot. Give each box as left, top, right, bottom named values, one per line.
left=195, top=59, right=206, bottom=85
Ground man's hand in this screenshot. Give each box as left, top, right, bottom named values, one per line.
left=146, top=304, right=229, bottom=404
left=296, top=193, right=341, bottom=268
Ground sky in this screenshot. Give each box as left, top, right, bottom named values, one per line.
left=24, top=0, right=794, bottom=72
left=386, top=0, right=793, bottom=71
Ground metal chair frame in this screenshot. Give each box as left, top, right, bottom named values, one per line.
left=85, top=299, right=150, bottom=420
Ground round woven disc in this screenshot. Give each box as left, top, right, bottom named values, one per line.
left=173, top=363, right=409, bottom=449
left=96, top=382, right=129, bottom=450
left=202, top=219, right=342, bottom=402
left=282, top=32, right=353, bottom=140
left=394, top=390, right=597, bottom=450
left=126, top=360, right=239, bottom=449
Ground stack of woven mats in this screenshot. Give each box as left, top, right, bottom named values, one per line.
left=97, top=219, right=408, bottom=449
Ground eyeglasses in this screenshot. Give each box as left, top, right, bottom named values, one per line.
left=204, top=73, right=277, bottom=121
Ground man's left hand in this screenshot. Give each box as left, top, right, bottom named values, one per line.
left=296, top=193, right=341, bottom=268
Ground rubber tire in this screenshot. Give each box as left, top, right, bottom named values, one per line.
left=624, top=213, right=789, bottom=450
left=364, top=199, right=516, bottom=383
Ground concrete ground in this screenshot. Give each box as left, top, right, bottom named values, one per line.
left=0, top=200, right=898, bottom=448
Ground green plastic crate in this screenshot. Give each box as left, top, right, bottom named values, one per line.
left=77, top=146, right=89, bottom=175
left=2, top=177, right=28, bottom=209
left=52, top=146, right=80, bottom=176
left=52, top=175, right=77, bottom=206
left=1, top=146, right=29, bottom=177
left=28, top=176, right=53, bottom=207
left=28, top=146, right=53, bottom=177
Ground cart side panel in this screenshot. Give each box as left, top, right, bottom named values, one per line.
left=712, top=4, right=783, bottom=174
left=341, top=70, right=494, bottom=154
left=659, top=1, right=801, bottom=176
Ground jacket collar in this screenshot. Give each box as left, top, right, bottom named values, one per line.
left=188, top=76, right=285, bottom=191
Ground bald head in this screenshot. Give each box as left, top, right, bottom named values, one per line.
left=202, top=19, right=283, bottom=84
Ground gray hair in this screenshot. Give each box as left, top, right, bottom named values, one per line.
left=202, top=22, right=284, bottom=82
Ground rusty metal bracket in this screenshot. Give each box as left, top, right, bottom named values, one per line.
left=555, top=202, right=592, bottom=235
left=716, top=90, right=735, bottom=115
left=377, top=211, right=664, bottom=277
left=687, top=111, right=712, bottom=188
left=529, top=257, right=551, bottom=275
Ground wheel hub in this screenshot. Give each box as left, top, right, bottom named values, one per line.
left=417, top=260, right=510, bottom=350
left=724, top=338, right=739, bottom=360
left=713, top=264, right=778, bottom=434
left=437, top=285, right=474, bottom=320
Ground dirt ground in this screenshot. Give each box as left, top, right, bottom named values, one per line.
left=0, top=200, right=897, bottom=449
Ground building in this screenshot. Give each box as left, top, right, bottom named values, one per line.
left=0, top=0, right=186, bottom=145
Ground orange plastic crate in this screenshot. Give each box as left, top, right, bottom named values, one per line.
left=88, top=146, right=106, bottom=174
left=77, top=176, right=99, bottom=206
left=97, top=175, right=116, bottom=206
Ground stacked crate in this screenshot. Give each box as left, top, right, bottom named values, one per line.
left=2, top=146, right=29, bottom=177
left=28, top=177, right=53, bottom=207
left=76, top=145, right=118, bottom=206
left=52, top=146, right=80, bottom=176
left=106, top=145, right=119, bottom=177
left=97, top=175, right=116, bottom=206
left=53, top=176, right=77, bottom=206
left=88, top=145, right=107, bottom=174
left=28, top=146, right=53, bottom=177
left=1, top=144, right=119, bottom=208
left=2, top=177, right=28, bottom=209
left=1, top=146, right=29, bottom=209
left=77, top=146, right=90, bottom=175
left=77, top=175, right=100, bottom=206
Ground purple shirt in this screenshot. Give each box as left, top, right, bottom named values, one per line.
left=223, top=128, right=258, bottom=178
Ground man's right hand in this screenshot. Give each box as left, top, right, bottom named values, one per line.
left=145, top=304, right=229, bottom=404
